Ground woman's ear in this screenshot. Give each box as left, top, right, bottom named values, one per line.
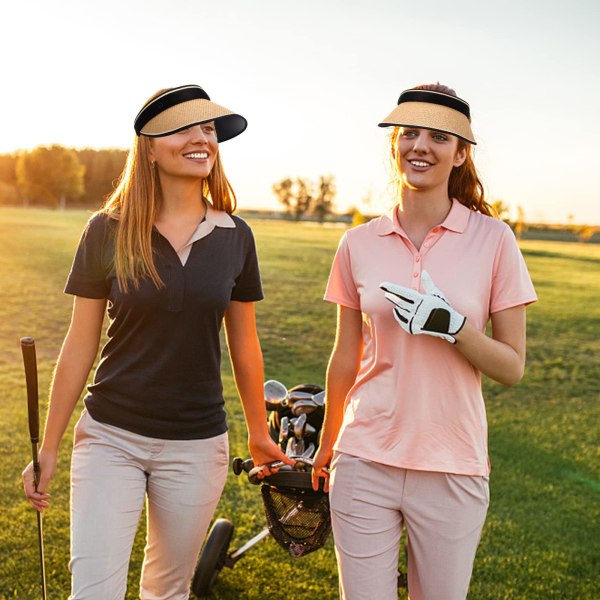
left=453, top=145, right=467, bottom=167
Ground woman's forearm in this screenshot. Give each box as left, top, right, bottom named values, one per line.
left=319, top=306, right=364, bottom=452
left=228, top=333, right=270, bottom=438
left=41, top=297, right=105, bottom=452
left=224, top=301, right=270, bottom=438
left=454, top=305, right=527, bottom=387
left=319, top=353, right=360, bottom=451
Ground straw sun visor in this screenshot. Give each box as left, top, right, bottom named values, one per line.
left=379, top=90, right=476, bottom=145
left=135, top=85, right=247, bottom=142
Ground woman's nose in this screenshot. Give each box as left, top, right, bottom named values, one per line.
left=412, top=133, right=429, bottom=153
left=189, top=125, right=209, bottom=143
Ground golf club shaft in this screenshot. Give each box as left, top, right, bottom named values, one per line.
left=21, top=337, right=48, bottom=600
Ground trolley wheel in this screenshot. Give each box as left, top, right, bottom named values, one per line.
left=191, top=518, right=234, bottom=597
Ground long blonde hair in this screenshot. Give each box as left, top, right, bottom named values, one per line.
left=100, top=89, right=238, bottom=292
left=389, top=83, right=493, bottom=217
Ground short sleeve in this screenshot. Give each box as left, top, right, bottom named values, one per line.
left=64, top=214, right=112, bottom=299
left=230, top=225, right=264, bottom=302
left=490, top=225, right=537, bottom=313
left=324, top=232, right=361, bottom=309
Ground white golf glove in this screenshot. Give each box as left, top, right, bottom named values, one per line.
left=380, top=270, right=466, bottom=344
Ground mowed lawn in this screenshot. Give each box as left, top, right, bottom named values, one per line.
left=0, top=207, right=598, bottom=599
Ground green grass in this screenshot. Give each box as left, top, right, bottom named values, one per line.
left=0, top=208, right=598, bottom=599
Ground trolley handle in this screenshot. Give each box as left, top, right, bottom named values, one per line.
left=233, top=456, right=329, bottom=486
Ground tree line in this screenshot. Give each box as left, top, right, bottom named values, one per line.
left=272, top=175, right=336, bottom=222
left=0, top=145, right=338, bottom=222
left=0, top=146, right=127, bottom=209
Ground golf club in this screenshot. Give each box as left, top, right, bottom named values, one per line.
left=293, top=413, right=307, bottom=440
left=21, top=337, right=48, bottom=600
left=264, top=380, right=288, bottom=410
left=278, top=416, right=290, bottom=445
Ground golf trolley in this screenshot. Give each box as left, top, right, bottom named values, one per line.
left=191, top=381, right=330, bottom=598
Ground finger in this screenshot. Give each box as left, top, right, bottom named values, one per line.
left=381, top=284, right=421, bottom=306
left=311, top=467, right=330, bottom=492
left=421, top=270, right=444, bottom=298
left=380, top=281, right=417, bottom=300
left=26, top=496, right=51, bottom=511
left=383, top=291, right=413, bottom=312
left=311, top=470, right=321, bottom=491
left=28, top=493, right=51, bottom=510
left=393, top=307, right=410, bottom=327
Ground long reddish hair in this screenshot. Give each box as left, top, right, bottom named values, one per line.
left=100, top=88, right=238, bottom=291
left=389, top=83, right=494, bottom=216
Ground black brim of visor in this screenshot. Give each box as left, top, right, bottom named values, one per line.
left=142, top=113, right=248, bottom=142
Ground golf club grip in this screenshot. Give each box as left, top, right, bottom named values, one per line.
left=21, top=337, right=40, bottom=444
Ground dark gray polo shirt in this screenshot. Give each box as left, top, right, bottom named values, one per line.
left=65, top=203, right=263, bottom=439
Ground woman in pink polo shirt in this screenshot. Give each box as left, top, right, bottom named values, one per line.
left=312, top=84, right=537, bottom=600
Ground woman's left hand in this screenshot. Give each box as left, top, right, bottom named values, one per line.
left=248, top=433, right=295, bottom=479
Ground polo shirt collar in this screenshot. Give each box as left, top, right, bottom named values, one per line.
left=376, top=198, right=470, bottom=237
left=183, top=198, right=235, bottom=249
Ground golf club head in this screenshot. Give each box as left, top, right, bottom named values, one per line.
left=302, top=442, right=316, bottom=458
left=312, top=390, right=326, bottom=407
left=285, top=437, right=296, bottom=457
left=264, top=379, right=288, bottom=410
left=304, top=423, right=317, bottom=439
left=286, top=437, right=305, bottom=457
left=287, top=391, right=315, bottom=404
left=279, top=416, right=290, bottom=445
left=293, top=413, right=307, bottom=440
left=291, top=399, right=319, bottom=416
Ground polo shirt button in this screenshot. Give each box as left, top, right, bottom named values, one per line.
left=413, top=272, right=419, bottom=278
left=415, top=256, right=421, bottom=263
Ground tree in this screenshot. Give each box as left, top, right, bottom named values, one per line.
left=0, top=152, right=18, bottom=186
left=76, top=148, right=128, bottom=207
left=272, top=177, right=314, bottom=221
left=514, top=205, right=527, bottom=239
left=0, top=180, right=19, bottom=205
left=272, top=177, right=294, bottom=212
left=312, top=175, right=336, bottom=223
left=294, top=178, right=313, bottom=221
left=577, top=225, right=596, bottom=243
left=491, top=198, right=510, bottom=222
left=16, top=145, right=85, bottom=208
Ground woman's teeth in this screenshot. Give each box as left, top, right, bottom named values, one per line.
left=184, top=152, right=208, bottom=159
left=410, top=161, right=431, bottom=167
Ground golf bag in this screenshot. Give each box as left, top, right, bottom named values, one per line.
left=191, top=381, right=331, bottom=597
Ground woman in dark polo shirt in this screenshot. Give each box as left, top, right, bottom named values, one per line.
left=22, top=85, right=292, bottom=599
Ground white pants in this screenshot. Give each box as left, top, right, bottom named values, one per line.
left=69, top=410, right=229, bottom=600
left=329, top=452, right=489, bottom=600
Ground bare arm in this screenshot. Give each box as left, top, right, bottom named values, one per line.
left=312, top=305, right=363, bottom=490
left=22, top=296, right=106, bottom=510
left=454, top=305, right=527, bottom=386
left=224, top=301, right=293, bottom=470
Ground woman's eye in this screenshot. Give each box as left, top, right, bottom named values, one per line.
left=433, top=133, right=448, bottom=141
left=202, top=126, right=216, bottom=134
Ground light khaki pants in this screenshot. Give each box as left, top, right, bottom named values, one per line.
left=69, top=410, right=229, bottom=600
left=329, top=452, right=489, bottom=600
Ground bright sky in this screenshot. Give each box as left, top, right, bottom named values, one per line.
left=2, top=0, right=599, bottom=224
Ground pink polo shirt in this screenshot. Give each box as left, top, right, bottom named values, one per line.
left=324, top=200, right=537, bottom=476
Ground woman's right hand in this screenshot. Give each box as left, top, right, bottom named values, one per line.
left=22, top=447, right=56, bottom=512
left=311, top=445, right=333, bottom=492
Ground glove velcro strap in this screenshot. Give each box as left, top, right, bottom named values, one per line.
left=423, top=307, right=451, bottom=334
